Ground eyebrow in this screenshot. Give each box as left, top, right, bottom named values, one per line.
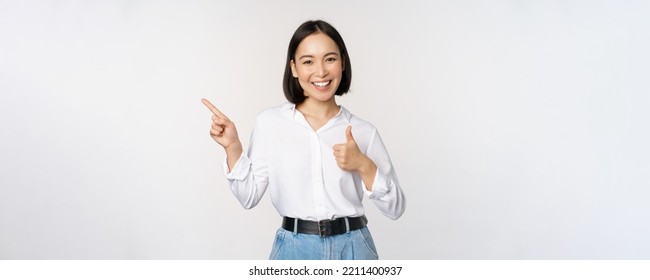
left=298, top=51, right=340, bottom=60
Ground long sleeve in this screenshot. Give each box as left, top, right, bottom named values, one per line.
left=216, top=103, right=404, bottom=221
left=362, top=129, right=406, bottom=220
left=222, top=118, right=269, bottom=209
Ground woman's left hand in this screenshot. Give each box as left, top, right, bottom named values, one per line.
left=333, top=126, right=377, bottom=190
left=333, top=126, right=366, bottom=171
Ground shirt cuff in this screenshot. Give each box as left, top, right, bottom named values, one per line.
left=222, top=153, right=251, bottom=181
left=363, top=169, right=389, bottom=199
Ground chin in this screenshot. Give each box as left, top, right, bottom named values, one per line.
left=308, top=93, right=336, bottom=102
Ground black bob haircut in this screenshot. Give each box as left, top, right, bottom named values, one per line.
left=283, top=20, right=352, bottom=104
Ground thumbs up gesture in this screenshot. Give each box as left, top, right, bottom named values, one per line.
left=333, top=126, right=371, bottom=172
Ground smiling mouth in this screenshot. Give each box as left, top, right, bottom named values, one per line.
left=312, top=80, right=331, bottom=88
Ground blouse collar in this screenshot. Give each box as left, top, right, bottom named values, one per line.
left=284, top=102, right=352, bottom=124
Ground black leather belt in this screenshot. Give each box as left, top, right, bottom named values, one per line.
left=282, top=215, right=368, bottom=237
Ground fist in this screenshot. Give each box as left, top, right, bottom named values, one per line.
left=332, top=126, right=366, bottom=171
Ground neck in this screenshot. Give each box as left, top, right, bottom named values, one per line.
left=296, top=97, right=339, bottom=119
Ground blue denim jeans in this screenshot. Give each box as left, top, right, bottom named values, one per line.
left=269, top=226, right=379, bottom=260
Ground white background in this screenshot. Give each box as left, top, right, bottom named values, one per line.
left=1, top=0, right=649, bottom=259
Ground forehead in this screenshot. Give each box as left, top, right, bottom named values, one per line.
left=295, top=32, right=340, bottom=57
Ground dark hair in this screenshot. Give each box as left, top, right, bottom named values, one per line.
left=283, top=20, right=352, bottom=104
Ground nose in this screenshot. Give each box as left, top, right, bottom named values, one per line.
left=316, top=61, right=328, bottom=77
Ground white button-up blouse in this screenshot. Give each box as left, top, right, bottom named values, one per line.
left=223, top=103, right=405, bottom=221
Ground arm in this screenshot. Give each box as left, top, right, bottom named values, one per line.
left=363, top=129, right=406, bottom=220
left=333, top=126, right=406, bottom=219
left=222, top=118, right=269, bottom=209
left=202, top=99, right=269, bottom=209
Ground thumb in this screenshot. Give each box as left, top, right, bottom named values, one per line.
left=345, top=125, right=354, bottom=142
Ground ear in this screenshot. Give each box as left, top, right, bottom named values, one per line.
left=290, top=60, right=298, bottom=78
left=341, top=55, right=345, bottom=71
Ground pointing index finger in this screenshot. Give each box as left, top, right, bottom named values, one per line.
left=201, top=98, right=226, bottom=118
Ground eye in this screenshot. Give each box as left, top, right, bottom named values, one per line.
left=326, top=57, right=337, bottom=62
left=302, top=60, right=312, bottom=65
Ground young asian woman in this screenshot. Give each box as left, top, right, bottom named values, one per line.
left=202, top=20, right=405, bottom=260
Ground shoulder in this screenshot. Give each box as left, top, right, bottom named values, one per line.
left=258, top=102, right=293, bottom=116
left=342, top=106, right=379, bottom=137
left=255, top=102, right=294, bottom=122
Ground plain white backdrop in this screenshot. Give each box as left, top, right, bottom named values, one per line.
left=1, top=0, right=649, bottom=259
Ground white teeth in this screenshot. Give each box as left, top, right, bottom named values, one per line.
left=312, top=81, right=331, bottom=87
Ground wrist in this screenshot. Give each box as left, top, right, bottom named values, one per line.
left=224, top=141, right=243, bottom=172
left=225, top=141, right=242, bottom=151
left=225, top=141, right=243, bottom=156
left=357, top=156, right=377, bottom=192
left=357, top=156, right=376, bottom=176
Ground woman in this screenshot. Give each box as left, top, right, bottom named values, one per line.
left=202, top=20, right=405, bottom=260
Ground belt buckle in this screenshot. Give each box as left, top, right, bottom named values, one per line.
left=318, top=219, right=331, bottom=237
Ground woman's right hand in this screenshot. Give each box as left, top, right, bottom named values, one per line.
left=201, top=98, right=243, bottom=169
